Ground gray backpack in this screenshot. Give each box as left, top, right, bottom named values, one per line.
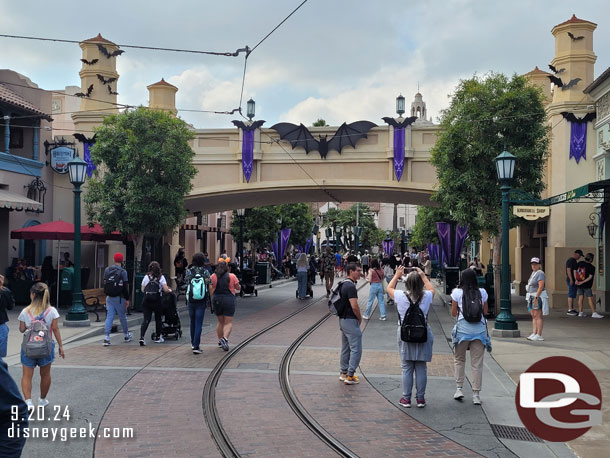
left=22, top=309, right=53, bottom=359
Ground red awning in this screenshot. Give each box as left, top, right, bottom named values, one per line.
left=11, top=221, right=125, bottom=242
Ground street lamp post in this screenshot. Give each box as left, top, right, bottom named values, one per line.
left=492, top=149, right=519, bottom=337
left=237, top=208, right=245, bottom=271
left=65, top=155, right=89, bottom=326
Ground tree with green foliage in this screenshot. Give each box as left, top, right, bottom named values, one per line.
left=320, top=204, right=382, bottom=252
left=430, top=72, right=549, bottom=307
left=312, top=118, right=328, bottom=127
left=410, top=206, right=448, bottom=249
left=84, top=107, right=196, bottom=266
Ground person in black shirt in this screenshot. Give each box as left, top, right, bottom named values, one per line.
left=0, top=359, right=27, bottom=456
left=565, top=249, right=583, bottom=316
left=0, top=274, right=15, bottom=358
left=575, top=253, right=603, bottom=318
left=338, top=263, right=363, bottom=385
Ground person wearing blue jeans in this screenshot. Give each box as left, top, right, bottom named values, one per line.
left=103, top=253, right=132, bottom=346
left=0, top=274, right=14, bottom=358
left=363, top=260, right=385, bottom=320
left=337, top=263, right=363, bottom=385
left=185, top=252, right=211, bottom=354
left=296, top=253, right=309, bottom=299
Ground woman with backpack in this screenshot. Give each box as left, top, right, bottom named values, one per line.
left=450, top=268, right=491, bottom=405
left=210, top=260, right=241, bottom=351
left=18, top=282, right=64, bottom=409
left=387, top=266, right=434, bottom=408
left=139, top=261, right=171, bottom=346
left=363, top=259, right=386, bottom=320
left=185, top=253, right=211, bottom=355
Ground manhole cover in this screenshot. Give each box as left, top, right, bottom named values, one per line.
left=490, top=424, right=543, bottom=443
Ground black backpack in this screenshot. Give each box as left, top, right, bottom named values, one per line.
left=461, top=289, right=483, bottom=323
left=103, top=267, right=124, bottom=297
left=144, top=275, right=161, bottom=297
left=399, top=295, right=427, bottom=343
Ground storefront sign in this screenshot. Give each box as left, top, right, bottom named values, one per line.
left=50, top=146, right=75, bottom=174
left=513, top=206, right=550, bottom=220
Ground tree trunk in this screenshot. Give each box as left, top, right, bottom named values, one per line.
left=393, top=203, right=398, bottom=232
left=492, top=234, right=501, bottom=315
left=134, top=235, right=144, bottom=272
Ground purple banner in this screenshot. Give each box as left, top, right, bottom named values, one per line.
left=453, top=225, right=469, bottom=266
left=83, top=142, right=96, bottom=177
left=280, top=228, right=291, bottom=261
left=393, top=127, right=406, bottom=181
left=436, top=222, right=451, bottom=266
left=242, top=129, right=255, bottom=182
left=272, top=240, right=278, bottom=263
left=305, top=237, right=313, bottom=254
left=382, top=239, right=394, bottom=254
left=569, top=121, right=587, bottom=164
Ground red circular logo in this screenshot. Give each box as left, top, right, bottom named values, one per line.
left=516, top=356, right=602, bottom=441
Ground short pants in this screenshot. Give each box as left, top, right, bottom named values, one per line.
left=212, top=294, right=236, bottom=317
left=566, top=279, right=577, bottom=298
left=576, top=287, right=593, bottom=297
left=21, top=341, right=55, bottom=368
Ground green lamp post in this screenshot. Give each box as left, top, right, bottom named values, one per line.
left=64, top=155, right=90, bottom=326
left=492, top=149, right=519, bottom=336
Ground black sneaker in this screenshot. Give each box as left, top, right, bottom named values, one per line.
left=103, top=339, right=111, bottom=347
left=139, top=338, right=146, bottom=346
left=567, top=309, right=578, bottom=316
left=218, top=339, right=223, bottom=348
left=220, top=338, right=229, bottom=351
left=192, top=348, right=203, bottom=354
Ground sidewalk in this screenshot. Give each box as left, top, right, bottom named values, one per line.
left=434, top=282, right=610, bottom=458
left=2, top=276, right=295, bottom=360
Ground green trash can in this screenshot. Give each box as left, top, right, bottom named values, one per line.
left=256, top=262, right=271, bottom=284
left=444, top=267, right=460, bottom=294
left=134, top=272, right=145, bottom=312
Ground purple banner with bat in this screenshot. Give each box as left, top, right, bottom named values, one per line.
left=453, top=225, right=469, bottom=266
left=393, top=127, right=406, bottom=181
left=272, top=241, right=279, bottom=263
left=436, top=222, right=451, bottom=265
left=305, top=237, right=313, bottom=254
left=83, top=142, right=96, bottom=178
left=280, top=228, right=291, bottom=261
left=242, top=129, right=255, bottom=182
left=382, top=239, right=394, bottom=255
left=569, top=121, right=587, bottom=164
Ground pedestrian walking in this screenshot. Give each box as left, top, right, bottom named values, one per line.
left=337, top=263, right=363, bottom=385
left=335, top=251, right=343, bottom=277
left=185, top=252, right=211, bottom=354
left=0, top=274, right=15, bottom=358
left=102, top=253, right=132, bottom=346
left=450, top=268, right=491, bottom=405
left=388, top=266, right=434, bottom=408
left=383, top=258, right=395, bottom=305
left=566, top=249, right=583, bottom=316
left=308, top=255, right=318, bottom=285
left=321, top=247, right=336, bottom=298
left=525, top=257, right=548, bottom=341
left=18, top=282, right=65, bottom=409
left=1, top=358, right=28, bottom=455
left=139, top=261, right=171, bottom=346
left=363, top=260, right=386, bottom=320
left=210, top=260, right=241, bottom=351
left=422, top=256, right=432, bottom=278
left=575, top=253, right=603, bottom=318
left=296, top=253, right=309, bottom=299
left=361, top=251, right=370, bottom=276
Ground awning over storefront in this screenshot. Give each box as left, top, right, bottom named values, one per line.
left=0, top=188, right=43, bottom=211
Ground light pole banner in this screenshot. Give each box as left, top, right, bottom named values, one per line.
left=280, top=228, right=291, bottom=261
left=453, top=225, right=469, bottom=266
left=242, top=129, right=255, bottom=182
left=393, top=127, right=405, bottom=181
left=436, top=222, right=451, bottom=265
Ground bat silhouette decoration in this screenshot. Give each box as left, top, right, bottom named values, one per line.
left=382, top=116, right=418, bottom=129
left=271, top=121, right=377, bottom=159
left=107, top=85, right=119, bottom=95
left=560, top=112, right=596, bottom=124
left=548, top=64, right=565, bottom=74
left=231, top=120, right=266, bottom=131
left=97, top=44, right=125, bottom=58
left=75, top=84, right=94, bottom=98
left=568, top=32, right=584, bottom=41
left=547, top=75, right=581, bottom=90
left=80, top=58, right=98, bottom=66
left=97, top=74, right=117, bottom=85
left=73, top=133, right=97, bottom=144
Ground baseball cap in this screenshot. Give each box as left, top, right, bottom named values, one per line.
left=114, top=253, right=124, bottom=263
left=530, top=257, right=540, bottom=264
left=575, top=249, right=584, bottom=256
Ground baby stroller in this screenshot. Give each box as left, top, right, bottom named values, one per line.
left=151, top=291, right=182, bottom=341
left=239, top=268, right=258, bottom=297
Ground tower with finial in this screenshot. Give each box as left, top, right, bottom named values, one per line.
left=147, top=78, right=178, bottom=117
left=411, top=90, right=427, bottom=120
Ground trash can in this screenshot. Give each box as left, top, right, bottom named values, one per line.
left=444, top=267, right=460, bottom=294
left=431, top=260, right=440, bottom=280
left=134, top=272, right=145, bottom=312
left=256, top=262, right=271, bottom=284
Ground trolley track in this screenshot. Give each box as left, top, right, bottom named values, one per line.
left=203, top=287, right=363, bottom=458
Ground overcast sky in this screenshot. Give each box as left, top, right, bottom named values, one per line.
left=1, top=1, right=609, bottom=128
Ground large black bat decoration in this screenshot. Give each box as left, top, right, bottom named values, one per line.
left=75, top=84, right=94, bottom=98
left=97, top=44, right=125, bottom=58
left=568, top=32, right=584, bottom=41
left=382, top=116, right=418, bottom=128
left=231, top=120, right=266, bottom=131
left=107, top=85, right=119, bottom=95
left=73, top=133, right=97, bottom=144
left=548, top=64, right=565, bottom=74
left=80, top=58, right=98, bottom=66
left=547, top=75, right=581, bottom=90
left=97, top=74, right=117, bottom=85
left=271, top=121, right=377, bottom=159
left=560, top=112, right=596, bottom=124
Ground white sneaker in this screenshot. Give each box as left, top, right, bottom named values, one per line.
left=592, top=312, right=604, bottom=319
left=454, top=388, right=464, bottom=400
left=154, top=336, right=165, bottom=343
left=362, top=315, right=370, bottom=320
left=578, top=312, right=585, bottom=317
left=39, top=398, right=49, bottom=407
left=473, top=393, right=482, bottom=405
left=25, top=399, right=34, bottom=411
left=532, top=334, right=545, bottom=341
left=527, top=333, right=536, bottom=340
